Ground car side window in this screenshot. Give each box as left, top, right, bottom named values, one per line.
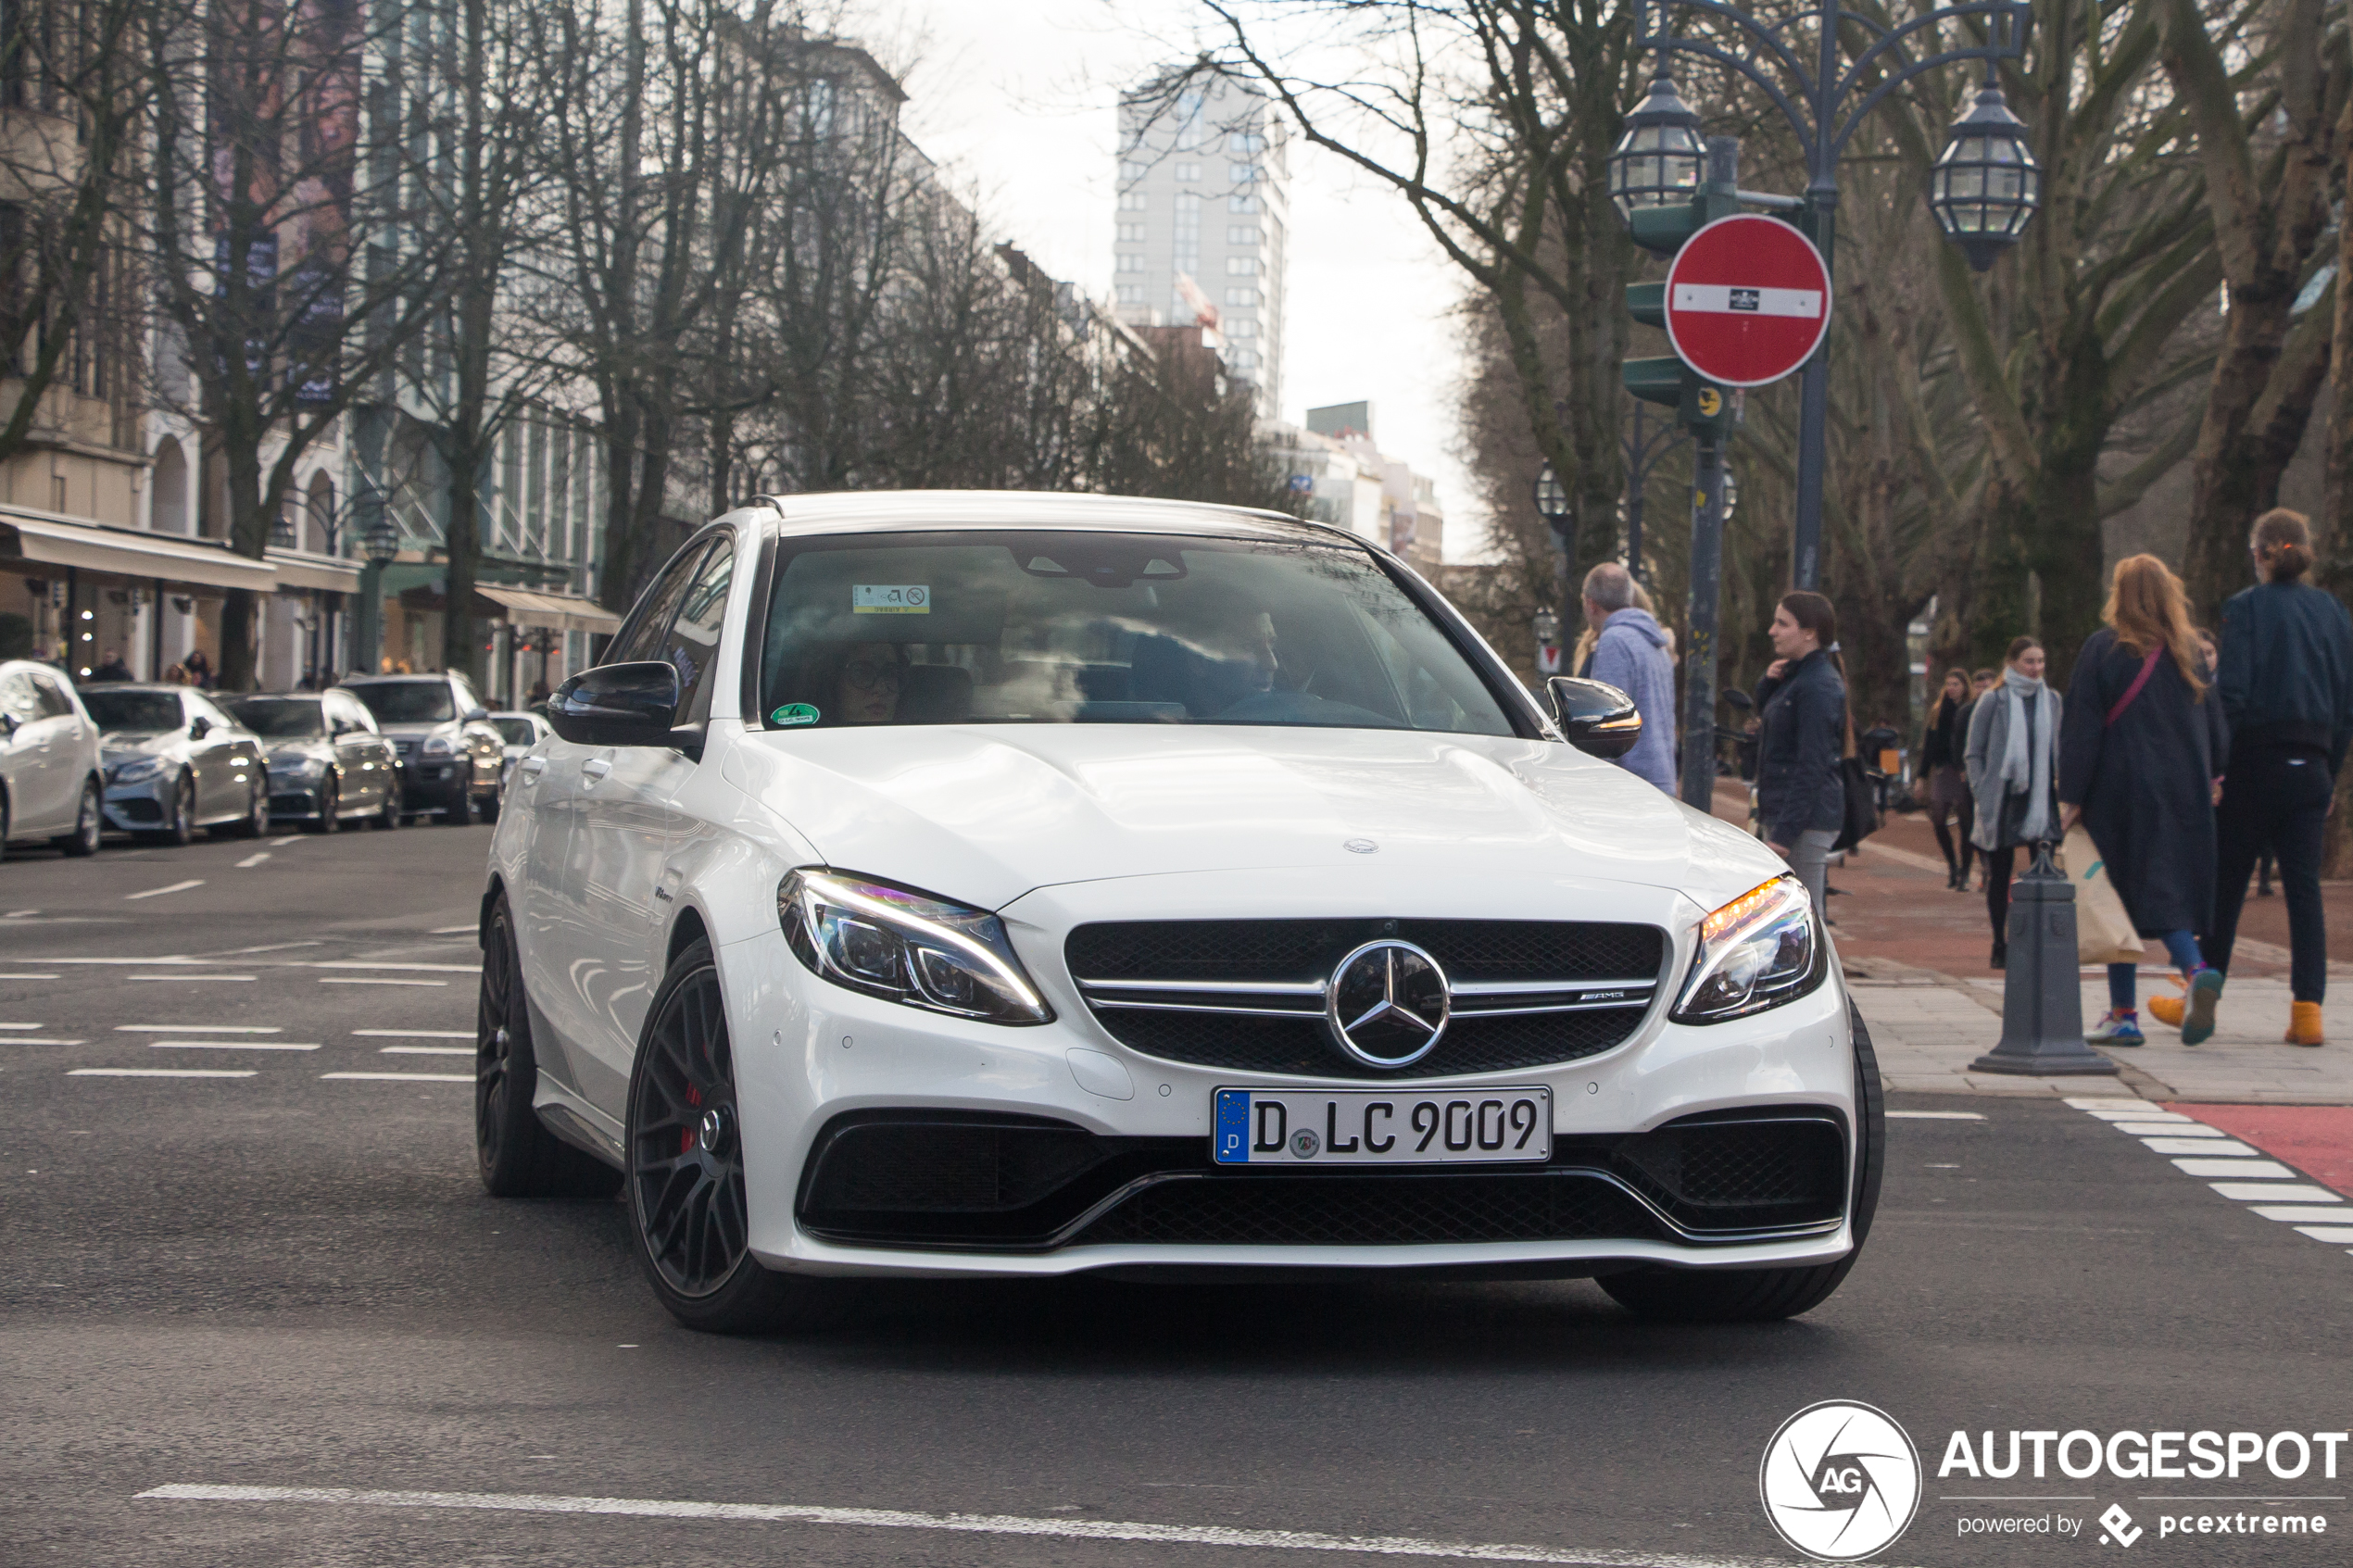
left=659, top=537, right=734, bottom=727
left=0, top=671, right=38, bottom=726
left=29, top=673, right=75, bottom=720
left=605, top=541, right=713, bottom=670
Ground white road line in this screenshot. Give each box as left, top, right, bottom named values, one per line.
left=2113, top=1122, right=2219, bottom=1135
left=125, top=881, right=205, bottom=901
left=35, top=957, right=208, bottom=966
left=1886, top=1110, right=1984, bottom=1121
left=319, top=1072, right=471, bottom=1083
left=234, top=853, right=271, bottom=869
left=2143, top=1137, right=2259, bottom=1156
left=269, top=835, right=304, bottom=847
left=321, top=977, right=447, bottom=986
left=152, top=1041, right=320, bottom=1052
left=5, top=909, right=37, bottom=917
left=2293, top=1226, right=2353, bottom=1244
left=2251, top=1206, right=2353, bottom=1223
left=2212, top=1181, right=2343, bottom=1202
left=353, top=1029, right=472, bottom=1038
left=117, top=1024, right=282, bottom=1033
left=132, top=975, right=255, bottom=983
left=69, top=1069, right=255, bottom=1079
left=219, top=942, right=321, bottom=955
left=0, top=1022, right=41, bottom=1030
left=132, top=1483, right=1807, bottom=1568
left=2173, top=1157, right=2297, bottom=1179
left=2063, top=1097, right=2151, bottom=1110
left=0, top=974, right=61, bottom=980
left=430, top=924, right=477, bottom=935
left=0, top=1038, right=86, bottom=1046
left=380, top=1047, right=471, bottom=1056
left=310, top=961, right=480, bottom=972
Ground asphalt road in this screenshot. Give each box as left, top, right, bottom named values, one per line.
left=3, top=822, right=2349, bottom=1568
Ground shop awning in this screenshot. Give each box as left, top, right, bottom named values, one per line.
left=0, top=508, right=280, bottom=592
left=477, top=584, right=622, bottom=635
left=266, top=546, right=364, bottom=594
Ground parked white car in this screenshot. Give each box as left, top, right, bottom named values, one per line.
left=0, top=659, right=104, bottom=857
left=486, top=709, right=553, bottom=800
left=476, top=492, right=1878, bottom=1334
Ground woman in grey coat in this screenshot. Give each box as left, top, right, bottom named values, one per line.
left=1965, top=635, right=2062, bottom=970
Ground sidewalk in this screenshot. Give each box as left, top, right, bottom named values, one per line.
left=1711, top=782, right=2353, bottom=1104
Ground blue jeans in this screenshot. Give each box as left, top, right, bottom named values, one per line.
left=2108, top=931, right=2204, bottom=1011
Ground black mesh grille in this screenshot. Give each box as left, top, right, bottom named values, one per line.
left=1067, top=919, right=1665, bottom=1078
left=1609, top=1116, right=1845, bottom=1229
left=1072, top=1172, right=1667, bottom=1248
left=1066, top=919, right=1663, bottom=984
left=1095, top=1007, right=1646, bottom=1079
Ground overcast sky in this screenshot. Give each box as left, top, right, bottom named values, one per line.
left=865, top=0, right=1491, bottom=559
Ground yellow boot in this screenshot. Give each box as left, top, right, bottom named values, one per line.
left=2285, top=1000, right=2324, bottom=1047
left=2146, top=974, right=2186, bottom=1029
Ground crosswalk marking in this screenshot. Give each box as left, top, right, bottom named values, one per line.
left=69, top=1068, right=256, bottom=1079
left=2066, top=1097, right=2348, bottom=1261
left=320, top=1072, right=471, bottom=1083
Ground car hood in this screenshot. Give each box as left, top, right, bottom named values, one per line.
left=265, top=739, right=333, bottom=762
left=100, top=730, right=186, bottom=762
left=722, top=724, right=1781, bottom=914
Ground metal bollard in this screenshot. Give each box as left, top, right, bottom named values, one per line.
left=1969, top=841, right=2120, bottom=1076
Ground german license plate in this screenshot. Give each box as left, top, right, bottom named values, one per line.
left=1213, top=1086, right=1552, bottom=1166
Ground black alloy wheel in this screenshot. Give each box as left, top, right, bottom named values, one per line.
left=1599, top=1000, right=1886, bottom=1323
left=310, top=775, right=340, bottom=834
left=371, top=780, right=401, bottom=831
left=476, top=894, right=619, bottom=1198
left=151, top=773, right=196, bottom=847
left=625, top=939, right=856, bottom=1334
left=53, top=779, right=100, bottom=857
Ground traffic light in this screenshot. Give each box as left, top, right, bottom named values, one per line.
left=1621, top=177, right=1744, bottom=436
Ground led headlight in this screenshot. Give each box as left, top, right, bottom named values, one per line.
left=778, top=869, right=1053, bottom=1025
left=1671, top=874, right=1822, bottom=1022
left=109, top=757, right=165, bottom=784
left=422, top=734, right=456, bottom=757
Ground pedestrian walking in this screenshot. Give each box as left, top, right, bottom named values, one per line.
left=2059, top=554, right=2230, bottom=1046
left=183, top=647, right=212, bottom=689
left=1581, top=561, right=1678, bottom=794
left=2171, top=509, right=2353, bottom=1047
left=1920, top=667, right=1976, bottom=891
left=1965, top=636, right=2063, bottom=971
left=1753, top=591, right=1848, bottom=921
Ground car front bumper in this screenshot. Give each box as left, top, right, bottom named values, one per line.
left=100, top=772, right=174, bottom=830
left=700, top=872, right=1860, bottom=1282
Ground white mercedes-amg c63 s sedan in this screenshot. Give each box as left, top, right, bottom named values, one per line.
left=475, top=492, right=1881, bottom=1333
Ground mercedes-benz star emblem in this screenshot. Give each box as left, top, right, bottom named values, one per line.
left=1326, top=939, right=1451, bottom=1068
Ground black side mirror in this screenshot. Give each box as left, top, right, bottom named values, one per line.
left=548, top=662, right=697, bottom=756
left=188, top=715, right=211, bottom=740
left=1546, top=676, right=1642, bottom=760
left=1721, top=687, right=1754, bottom=711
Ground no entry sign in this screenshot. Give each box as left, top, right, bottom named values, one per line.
left=1663, top=214, right=1831, bottom=388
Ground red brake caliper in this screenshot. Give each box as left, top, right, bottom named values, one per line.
left=681, top=1084, right=702, bottom=1154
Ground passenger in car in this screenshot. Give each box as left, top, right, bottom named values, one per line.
left=833, top=641, right=903, bottom=724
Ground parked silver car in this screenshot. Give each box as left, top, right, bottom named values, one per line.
left=0, top=659, right=104, bottom=857
left=342, top=672, right=505, bottom=825
left=223, top=689, right=404, bottom=832
left=84, top=684, right=269, bottom=844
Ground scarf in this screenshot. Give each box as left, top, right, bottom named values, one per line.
left=1997, top=666, right=2054, bottom=843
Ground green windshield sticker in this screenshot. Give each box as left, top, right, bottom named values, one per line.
left=771, top=703, right=820, bottom=727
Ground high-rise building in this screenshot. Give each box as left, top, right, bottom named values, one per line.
left=1114, top=75, right=1290, bottom=420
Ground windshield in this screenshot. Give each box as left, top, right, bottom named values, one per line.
left=225, top=697, right=326, bottom=738
left=82, top=690, right=183, bottom=734
left=491, top=718, right=538, bottom=746
left=351, top=682, right=453, bottom=723
left=756, top=531, right=1515, bottom=735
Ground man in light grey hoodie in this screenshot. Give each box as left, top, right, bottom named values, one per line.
left=1582, top=562, right=1679, bottom=793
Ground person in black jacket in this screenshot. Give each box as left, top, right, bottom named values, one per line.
left=2059, top=554, right=2231, bottom=1045
left=2199, top=509, right=2353, bottom=1047
left=1754, top=591, right=1848, bottom=920
left=1920, top=668, right=1974, bottom=890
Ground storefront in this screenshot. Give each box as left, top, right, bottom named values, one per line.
left=382, top=576, right=618, bottom=704
left=0, top=506, right=278, bottom=680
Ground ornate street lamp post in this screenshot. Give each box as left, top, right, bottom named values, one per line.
left=355, top=510, right=399, bottom=677
left=1617, top=0, right=2038, bottom=589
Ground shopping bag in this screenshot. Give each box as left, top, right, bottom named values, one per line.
left=2062, top=824, right=2144, bottom=965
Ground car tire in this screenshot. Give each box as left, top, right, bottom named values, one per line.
left=476, top=895, right=621, bottom=1200
left=478, top=791, right=499, bottom=824
left=225, top=778, right=268, bottom=839
left=371, top=781, right=401, bottom=831
left=624, top=938, right=860, bottom=1335
left=443, top=784, right=475, bottom=826
left=143, top=773, right=197, bottom=847
left=52, top=778, right=101, bottom=857
left=309, top=777, right=340, bottom=834
left=1598, top=1000, right=1884, bottom=1323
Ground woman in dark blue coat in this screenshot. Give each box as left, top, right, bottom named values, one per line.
left=1753, top=592, right=1848, bottom=921
left=2059, top=555, right=2230, bottom=1045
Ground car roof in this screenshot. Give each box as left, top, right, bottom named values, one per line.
left=343, top=673, right=451, bottom=684
left=730, top=490, right=1352, bottom=548
left=82, top=684, right=189, bottom=696
left=229, top=691, right=323, bottom=700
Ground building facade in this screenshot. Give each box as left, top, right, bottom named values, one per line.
left=1264, top=403, right=1445, bottom=578
left=1114, top=75, right=1290, bottom=422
